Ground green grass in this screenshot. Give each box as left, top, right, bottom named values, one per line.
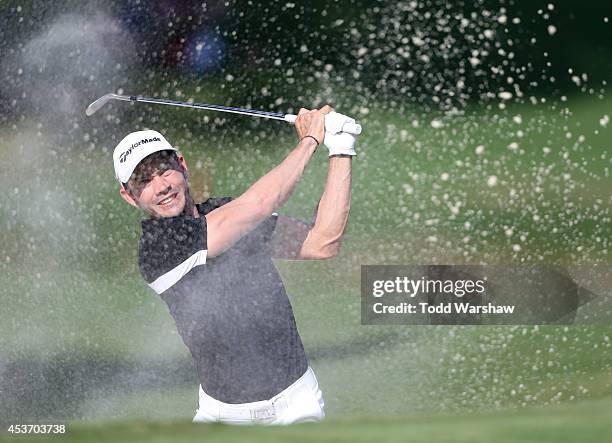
left=3, top=396, right=611, bottom=443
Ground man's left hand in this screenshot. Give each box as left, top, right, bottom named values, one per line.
left=323, top=112, right=358, bottom=157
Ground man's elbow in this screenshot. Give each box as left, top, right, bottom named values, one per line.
left=322, top=247, right=340, bottom=260
left=299, top=242, right=341, bottom=260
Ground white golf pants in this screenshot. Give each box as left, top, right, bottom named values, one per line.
left=192, top=366, right=325, bottom=425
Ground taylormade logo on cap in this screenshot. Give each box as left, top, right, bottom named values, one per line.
left=119, top=136, right=161, bottom=163
left=113, top=130, right=177, bottom=184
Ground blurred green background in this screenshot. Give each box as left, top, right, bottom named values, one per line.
left=0, top=0, right=610, bottom=440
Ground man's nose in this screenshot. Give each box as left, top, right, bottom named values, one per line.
left=151, top=175, right=172, bottom=195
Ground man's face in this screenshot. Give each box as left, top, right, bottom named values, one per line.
left=120, top=151, right=191, bottom=219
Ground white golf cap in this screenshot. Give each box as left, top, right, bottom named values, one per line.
left=113, top=130, right=177, bottom=184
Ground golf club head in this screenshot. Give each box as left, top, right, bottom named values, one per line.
left=85, top=93, right=120, bottom=116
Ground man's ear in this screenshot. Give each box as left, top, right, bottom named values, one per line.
left=177, top=153, right=189, bottom=180
left=119, top=185, right=140, bottom=209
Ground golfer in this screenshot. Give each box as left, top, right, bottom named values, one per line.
left=112, top=106, right=356, bottom=424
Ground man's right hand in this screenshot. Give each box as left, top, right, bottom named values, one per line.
left=294, top=105, right=334, bottom=145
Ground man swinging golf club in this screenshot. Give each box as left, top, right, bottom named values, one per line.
left=113, top=105, right=357, bottom=425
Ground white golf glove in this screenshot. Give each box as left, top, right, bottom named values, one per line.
left=324, top=111, right=358, bottom=157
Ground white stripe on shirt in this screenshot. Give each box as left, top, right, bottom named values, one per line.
left=148, top=249, right=208, bottom=294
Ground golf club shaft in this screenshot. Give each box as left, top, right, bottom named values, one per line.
left=118, top=95, right=287, bottom=121
left=86, top=93, right=362, bottom=135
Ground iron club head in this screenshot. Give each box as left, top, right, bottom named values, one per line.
left=85, top=93, right=122, bottom=116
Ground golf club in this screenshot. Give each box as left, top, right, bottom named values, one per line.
left=85, top=93, right=362, bottom=135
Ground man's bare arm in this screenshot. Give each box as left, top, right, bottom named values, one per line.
left=204, top=106, right=332, bottom=258
left=272, top=155, right=352, bottom=260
